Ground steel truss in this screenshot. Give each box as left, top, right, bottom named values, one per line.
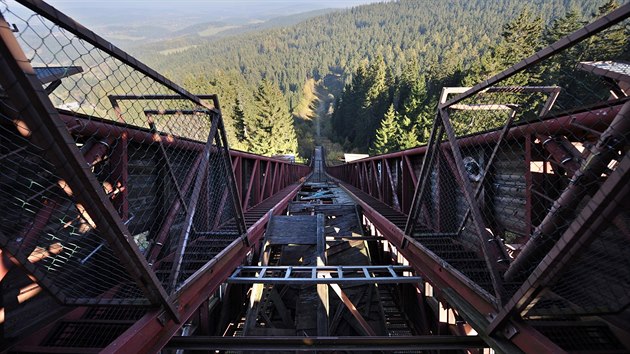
left=328, top=4, right=630, bottom=353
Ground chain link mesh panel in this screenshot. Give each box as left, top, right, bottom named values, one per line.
left=328, top=6, right=630, bottom=341
left=415, top=11, right=630, bottom=323
left=0, top=0, right=245, bottom=337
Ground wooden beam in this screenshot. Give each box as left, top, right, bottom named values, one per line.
left=329, top=283, right=376, bottom=336
left=269, top=287, right=293, bottom=328
left=316, top=213, right=329, bottom=336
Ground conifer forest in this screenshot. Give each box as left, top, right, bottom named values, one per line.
left=137, top=0, right=629, bottom=161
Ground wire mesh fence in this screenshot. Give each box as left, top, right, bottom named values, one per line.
left=419, top=8, right=630, bottom=319
left=329, top=3, right=630, bottom=328
left=0, top=0, right=248, bottom=337
left=420, top=14, right=630, bottom=310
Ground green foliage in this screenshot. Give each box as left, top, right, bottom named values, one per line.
left=143, top=0, right=613, bottom=156
left=232, top=96, right=247, bottom=145
left=333, top=1, right=627, bottom=153
left=465, top=9, right=544, bottom=86
left=372, top=104, right=421, bottom=155
left=584, top=0, right=627, bottom=60
left=247, top=79, right=298, bottom=156
left=372, top=104, right=400, bottom=154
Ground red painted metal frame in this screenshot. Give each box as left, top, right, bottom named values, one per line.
left=1, top=3, right=310, bottom=350
left=327, top=102, right=623, bottom=219
left=326, top=105, right=624, bottom=352
left=0, top=14, right=179, bottom=317
left=103, top=182, right=305, bottom=354
left=4, top=107, right=309, bottom=352
left=331, top=180, right=564, bottom=353
left=326, top=103, right=626, bottom=354
left=55, top=111, right=309, bottom=213
left=486, top=150, right=630, bottom=335
left=234, top=154, right=309, bottom=211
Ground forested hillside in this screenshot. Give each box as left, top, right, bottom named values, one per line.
left=336, top=0, right=630, bottom=155
left=139, top=0, right=614, bottom=159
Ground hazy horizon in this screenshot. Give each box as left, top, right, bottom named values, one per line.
left=44, top=0, right=385, bottom=27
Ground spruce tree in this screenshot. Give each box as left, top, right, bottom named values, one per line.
left=372, top=104, right=400, bottom=154
left=584, top=0, right=626, bottom=60
left=542, top=9, right=589, bottom=110
left=465, top=9, right=544, bottom=86
left=233, top=96, right=247, bottom=142
left=398, top=114, right=420, bottom=150
left=360, top=55, right=391, bottom=149
left=248, top=79, right=298, bottom=156
left=498, top=9, right=544, bottom=66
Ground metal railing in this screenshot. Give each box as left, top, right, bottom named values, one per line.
left=328, top=4, right=630, bottom=352
left=0, top=0, right=309, bottom=344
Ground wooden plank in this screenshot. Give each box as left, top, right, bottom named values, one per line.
left=269, top=287, right=293, bottom=328
left=266, top=215, right=318, bottom=245
left=316, top=213, right=329, bottom=336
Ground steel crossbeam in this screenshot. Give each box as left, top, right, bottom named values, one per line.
left=227, top=265, right=421, bottom=285
left=165, top=335, right=487, bottom=351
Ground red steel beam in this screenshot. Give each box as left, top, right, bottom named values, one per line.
left=243, top=159, right=260, bottom=211
left=169, top=115, right=220, bottom=292
left=524, top=135, right=533, bottom=238
left=232, top=155, right=243, bottom=202
left=332, top=180, right=564, bottom=353
left=329, top=103, right=624, bottom=236
left=0, top=18, right=178, bottom=318
left=260, top=161, right=271, bottom=202
left=147, top=153, right=203, bottom=264
left=382, top=158, right=396, bottom=209
left=329, top=103, right=622, bottom=168
left=270, top=162, right=279, bottom=195
left=57, top=112, right=306, bottom=214
left=58, top=112, right=305, bottom=168
left=371, top=160, right=382, bottom=201
left=440, top=109, right=505, bottom=301
left=109, top=135, right=129, bottom=220
left=487, top=150, right=630, bottom=335
left=104, top=182, right=305, bottom=354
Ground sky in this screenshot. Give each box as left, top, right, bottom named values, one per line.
left=42, top=0, right=383, bottom=26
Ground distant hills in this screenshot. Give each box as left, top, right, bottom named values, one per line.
left=127, top=0, right=608, bottom=157
left=137, top=0, right=602, bottom=101
left=127, top=9, right=337, bottom=53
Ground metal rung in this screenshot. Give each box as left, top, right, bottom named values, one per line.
left=227, top=265, right=421, bottom=285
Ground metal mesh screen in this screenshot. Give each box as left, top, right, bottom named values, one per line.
left=322, top=5, right=630, bottom=352
left=0, top=0, right=245, bottom=337
left=409, top=10, right=630, bottom=316
left=527, top=212, right=630, bottom=317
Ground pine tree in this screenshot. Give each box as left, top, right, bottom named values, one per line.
left=372, top=104, right=400, bottom=154
left=541, top=9, right=589, bottom=110
left=247, top=79, right=298, bottom=156
left=360, top=55, right=391, bottom=149
left=233, top=96, right=247, bottom=142
left=498, top=9, right=544, bottom=66
left=465, top=9, right=544, bottom=86
left=544, top=9, right=584, bottom=44
left=584, top=0, right=626, bottom=60
left=398, top=114, right=420, bottom=150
